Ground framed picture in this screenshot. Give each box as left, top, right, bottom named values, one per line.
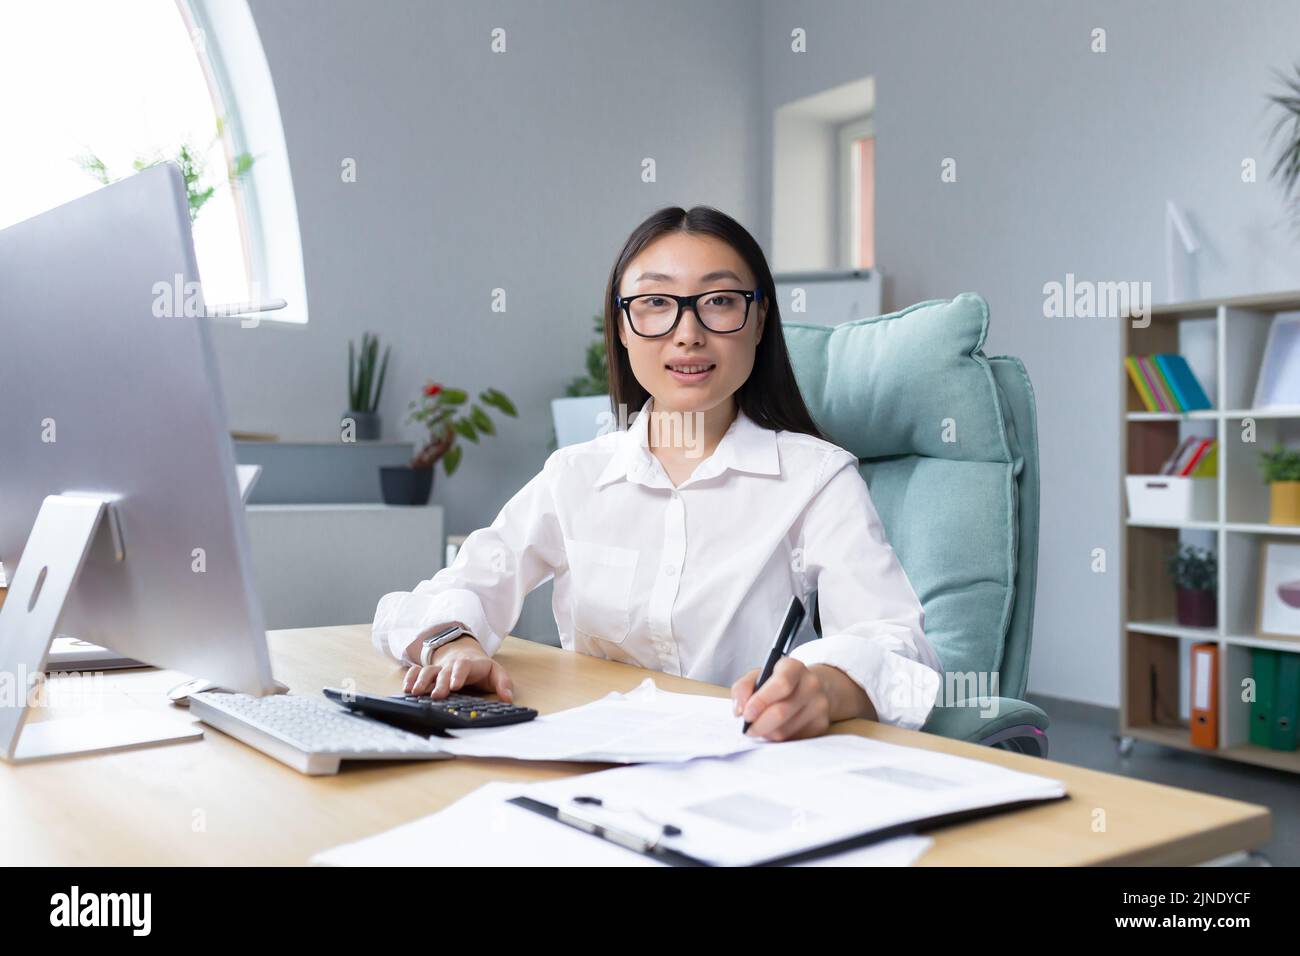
left=1256, top=539, right=1300, bottom=639
left=1252, top=314, right=1300, bottom=409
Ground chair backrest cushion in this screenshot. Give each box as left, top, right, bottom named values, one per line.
left=784, top=293, right=1022, bottom=683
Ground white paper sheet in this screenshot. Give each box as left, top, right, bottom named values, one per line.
left=438, top=677, right=762, bottom=763
left=312, top=780, right=934, bottom=867
left=313, top=782, right=658, bottom=867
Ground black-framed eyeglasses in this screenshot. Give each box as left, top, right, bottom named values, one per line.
left=615, top=288, right=762, bottom=338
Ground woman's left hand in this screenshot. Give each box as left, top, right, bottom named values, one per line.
left=731, top=658, right=833, bottom=741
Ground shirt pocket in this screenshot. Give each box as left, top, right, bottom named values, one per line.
left=564, top=538, right=640, bottom=645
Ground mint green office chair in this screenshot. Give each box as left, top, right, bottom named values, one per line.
left=784, top=292, right=1049, bottom=756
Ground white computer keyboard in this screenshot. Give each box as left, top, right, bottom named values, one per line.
left=187, top=691, right=452, bottom=775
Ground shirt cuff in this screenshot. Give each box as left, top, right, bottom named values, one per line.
left=790, top=633, right=941, bottom=731
left=372, top=588, right=501, bottom=664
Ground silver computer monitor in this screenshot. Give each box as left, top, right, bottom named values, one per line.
left=0, top=164, right=277, bottom=736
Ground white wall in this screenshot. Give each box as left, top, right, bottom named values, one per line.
left=758, top=0, right=1300, bottom=706
left=771, top=110, right=837, bottom=270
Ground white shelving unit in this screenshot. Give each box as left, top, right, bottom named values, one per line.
left=1120, top=290, right=1300, bottom=774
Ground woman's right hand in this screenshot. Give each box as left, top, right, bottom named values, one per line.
left=402, top=635, right=515, bottom=702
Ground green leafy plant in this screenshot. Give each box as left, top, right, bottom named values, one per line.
left=407, top=383, right=518, bottom=476
left=1166, top=544, right=1217, bottom=592
left=564, top=312, right=610, bottom=397
left=348, top=332, right=391, bottom=413
left=1258, top=442, right=1300, bottom=483
left=1267, top=61, right=1300, bottom=229
left=76, top=118, right=255, bottom=223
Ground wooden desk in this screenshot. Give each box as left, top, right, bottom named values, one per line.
left=0, top=625, right=1271, bottom=865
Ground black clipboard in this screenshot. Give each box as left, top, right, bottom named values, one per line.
left=507, top=791, right=1069, bottom=867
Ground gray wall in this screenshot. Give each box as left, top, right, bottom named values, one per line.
left=218, top=0, right=1300, bottom=707
left=215, top=0, right=762, bottom=640
left=758, top=0, right=1300, bottom=706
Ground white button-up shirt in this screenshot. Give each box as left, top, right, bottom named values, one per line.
left=373, top=396, right=943, bottom=729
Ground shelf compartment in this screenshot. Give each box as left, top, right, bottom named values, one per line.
left=1125, top=315, right=1218, bottom=413
left=1223, top=415, right=1300, bottom=525
left=1125, top=525, right=1218, bottom=628
left=1222, top=643, right=1300, bottom=762
left=1124, top=417, right=1220, bottom=518
left=1123, top=630, right=1192, bottom=737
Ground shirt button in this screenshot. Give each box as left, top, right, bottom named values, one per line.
left=664, top=565, right=676, bottom=576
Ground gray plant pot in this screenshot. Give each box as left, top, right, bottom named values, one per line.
left=342, top=410, right=381, bottom=441
left=380, top=465, right=434, bottom=505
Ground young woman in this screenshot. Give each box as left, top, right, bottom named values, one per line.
left=373, top=206, right=942, bottom=739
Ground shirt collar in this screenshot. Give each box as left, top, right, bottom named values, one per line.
left=594, top=395, right=781, bottom=489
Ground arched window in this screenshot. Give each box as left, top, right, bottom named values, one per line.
left=0, top=0, right=307, bottom=323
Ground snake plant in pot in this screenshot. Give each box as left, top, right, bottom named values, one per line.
left=379, top=382, right=519, bottom=505
left=344, top=332, right=390, bottom=441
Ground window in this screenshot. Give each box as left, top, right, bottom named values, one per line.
left=771, top=76, right=874, bottom=274
left=838, top=116, right=875, bottom=270
left=0, top=0, right=306, bottom=322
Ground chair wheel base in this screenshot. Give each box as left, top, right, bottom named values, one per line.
left=980, top=724, right=1049, bottom=758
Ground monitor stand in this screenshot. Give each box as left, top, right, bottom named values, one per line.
left=0, top=494, right=203, bottom=762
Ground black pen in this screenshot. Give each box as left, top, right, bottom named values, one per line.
left=742, top=594, right=805, bottom=734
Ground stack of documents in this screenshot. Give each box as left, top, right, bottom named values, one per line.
left=313, top=780, right=934, bottom=867
left=439, top=677, right=761, bottom=763
left=315, top=730, right=1065, bottom=866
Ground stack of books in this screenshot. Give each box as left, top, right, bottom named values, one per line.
left=1125, top=353, right=1212, bottom=412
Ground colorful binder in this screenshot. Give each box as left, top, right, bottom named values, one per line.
left=1250, top=649, right=1277, bottom=748
left=1138, top=356, right=1176, bottom=411
left=1124, top=353, right=1212, bottom=413
left=1155, top=354, right=1213, bottom=411
left=1125, top=357, right=1160, bottom=412
left=1158, top=438, right=1218, bottom=477
left=1190, top=642, right=1218, bottom=749
left=1273, top=652, right=1299, bottom=752
left=1189, top=441, right=1218, bottom=478
left=1179, top=439, right=1214, bottom=476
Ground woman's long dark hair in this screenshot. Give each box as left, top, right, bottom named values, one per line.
left=602, top=206, right=826, bottom=440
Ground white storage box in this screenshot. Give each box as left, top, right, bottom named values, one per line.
left=1125, top=475, right=1216, bottom=523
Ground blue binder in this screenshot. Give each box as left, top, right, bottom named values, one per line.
left=1154, top=354, right=1212, bottom=411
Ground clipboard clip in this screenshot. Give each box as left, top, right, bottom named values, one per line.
left=559, top=796, right=683, bottom=853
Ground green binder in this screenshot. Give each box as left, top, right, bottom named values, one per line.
left=1272, top=652, right=1300, bottom=752
left=1251, top=649, right=1277, bottom=748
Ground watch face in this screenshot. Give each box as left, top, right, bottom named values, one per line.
left=429, top=624, right=464, bottom=643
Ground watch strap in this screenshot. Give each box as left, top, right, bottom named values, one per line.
left=419, top=625, right=470, bottom=667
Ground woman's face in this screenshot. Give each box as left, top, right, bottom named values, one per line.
left=616, top=231, right=766, bottom=417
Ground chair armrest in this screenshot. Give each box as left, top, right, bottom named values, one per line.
left=922, top=697, right=1049, bottom=752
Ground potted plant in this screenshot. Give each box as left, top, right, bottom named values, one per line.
left=76, top=117, right=255, bottom=223
left=550, top=311, right=611, bottom=451
left=380, top=383, right=519, bottom=505
left=344, top=332, right=390, bottom=441
left=1259, top=442, right=1300, bottom=525
left=1266, top=60, right=1300, bottom=232
left=1166, top=544, right=1217, bottom=628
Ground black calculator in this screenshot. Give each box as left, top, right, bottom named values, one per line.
left=322, top=687, right=538, bottom=733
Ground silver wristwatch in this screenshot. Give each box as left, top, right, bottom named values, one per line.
left=419, top=623, right=471, bottom=666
